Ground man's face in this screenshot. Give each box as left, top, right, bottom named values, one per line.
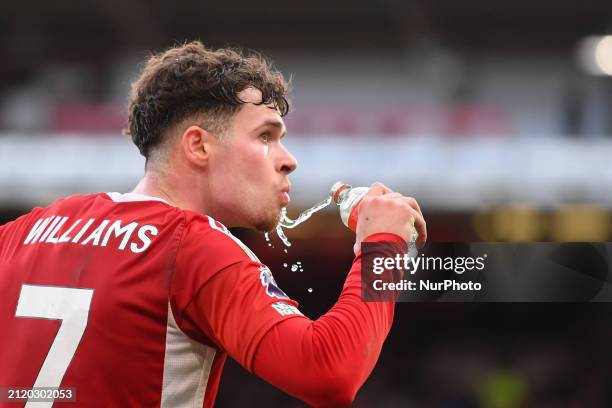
left=207, top=87, right=297, bottom=231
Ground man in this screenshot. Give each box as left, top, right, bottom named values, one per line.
left=0, top=41, right=426, bottom=407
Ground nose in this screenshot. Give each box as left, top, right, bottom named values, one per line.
left=278, top=142, right=298, bottom=175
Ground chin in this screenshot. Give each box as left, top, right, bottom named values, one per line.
left=253, top=210, right=281, bottom=233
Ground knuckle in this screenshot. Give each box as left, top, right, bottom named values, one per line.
left=401, top=201, right=414, bottom=211
left=370, top=196, right=385, bottom=205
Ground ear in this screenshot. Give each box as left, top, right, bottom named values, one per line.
left=180, top=125, right=214, bottom=168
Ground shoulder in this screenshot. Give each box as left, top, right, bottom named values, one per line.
left=179, top=211, right=261, bottom=264
left=170, top=212, right=271, bottom=314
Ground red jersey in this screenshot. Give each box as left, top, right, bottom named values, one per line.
left=1, top=192, right=403, bottom=408
left=0, top=192, right=302, bottom=407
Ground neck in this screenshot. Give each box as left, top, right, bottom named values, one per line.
left=131, top=169, right=210, bottom=215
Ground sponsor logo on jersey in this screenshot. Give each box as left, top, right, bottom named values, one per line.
left=271, top=302, right=302, bottom=316
left=258, top=265, right=289, bottom=299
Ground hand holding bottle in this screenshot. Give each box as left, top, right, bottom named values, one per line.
left=352, top=182, right=427, bottom=255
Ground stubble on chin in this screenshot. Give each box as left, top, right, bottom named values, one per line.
left=254, top=210, right=281, bottom=233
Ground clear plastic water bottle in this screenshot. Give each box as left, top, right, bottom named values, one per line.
left=330, top=181, right=419, bottom=243
left=329, top=182, right=369, bottom=231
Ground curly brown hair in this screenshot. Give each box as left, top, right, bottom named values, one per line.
left=125, top=41, right=290, bottom=159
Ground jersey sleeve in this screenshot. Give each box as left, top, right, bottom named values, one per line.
left=170, top=215, right=303, bottom=369
left=0, top=208, right=44, bottom=259
left=251, top=232, right=407, bottom=407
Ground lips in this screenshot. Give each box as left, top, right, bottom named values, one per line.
left=279, top=184, right=291, bottom=205
left=279, top=181, right=291, bottom=206
left=280, top=191, right=290, bottom=205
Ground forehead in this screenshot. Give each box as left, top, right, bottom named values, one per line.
left=232, top=87, right=284, bottom=128
left=237, top=87, right=265, bottom=105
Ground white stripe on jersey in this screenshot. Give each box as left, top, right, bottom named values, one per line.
left=106, top=192, right=171, bottom=205
left=206, top=216, right=261, bottom=263
left=161, top=303, right=216, bottom=408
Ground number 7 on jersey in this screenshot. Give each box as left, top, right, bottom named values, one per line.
left=15, top=284, right=94, bottom=407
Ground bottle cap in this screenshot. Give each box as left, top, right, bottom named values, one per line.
left=329, top=181, right=352, bottom=204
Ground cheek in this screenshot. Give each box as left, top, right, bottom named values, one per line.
left=239, top=141, right=269, bottom=161
left=237, top=144, right=270, bottom=175
left=214, top=142, right=272, bottom=194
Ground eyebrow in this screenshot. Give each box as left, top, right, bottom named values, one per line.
left=255, top=119, right=287, bottom=138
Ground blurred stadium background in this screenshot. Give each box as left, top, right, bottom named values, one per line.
left=1, top=1, right=612, bottom=406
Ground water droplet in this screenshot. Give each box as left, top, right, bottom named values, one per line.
left=283, top=249, right=288, bottom=253
left=275, top=224, right=292, bottom=247
left=264, top=232, right=270, bottom=242
left=291, top=264, right=299, bottom=272
left=296, top=261, right=301, bottom=265
left=307, top=288, right=313, bottom=293
left=283, top=263, right=287, bottom=267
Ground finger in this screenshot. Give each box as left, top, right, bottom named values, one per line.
left=382, top=192, right=403, bottom=200
left=404, top=196, right=423, bottom=218
left=403, top=204, right=427, bottom=244
left=410, top=207, right=427, bottom=244
left=380, top=184, right=394, bottom=194
left=399, top=197, right=425, bottom=239
left=366, top=182, right=393, bottom=197
left=379, top=195, right=426, bottom=242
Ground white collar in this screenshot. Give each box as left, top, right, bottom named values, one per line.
left=105, top=192, right=171, bottom=205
